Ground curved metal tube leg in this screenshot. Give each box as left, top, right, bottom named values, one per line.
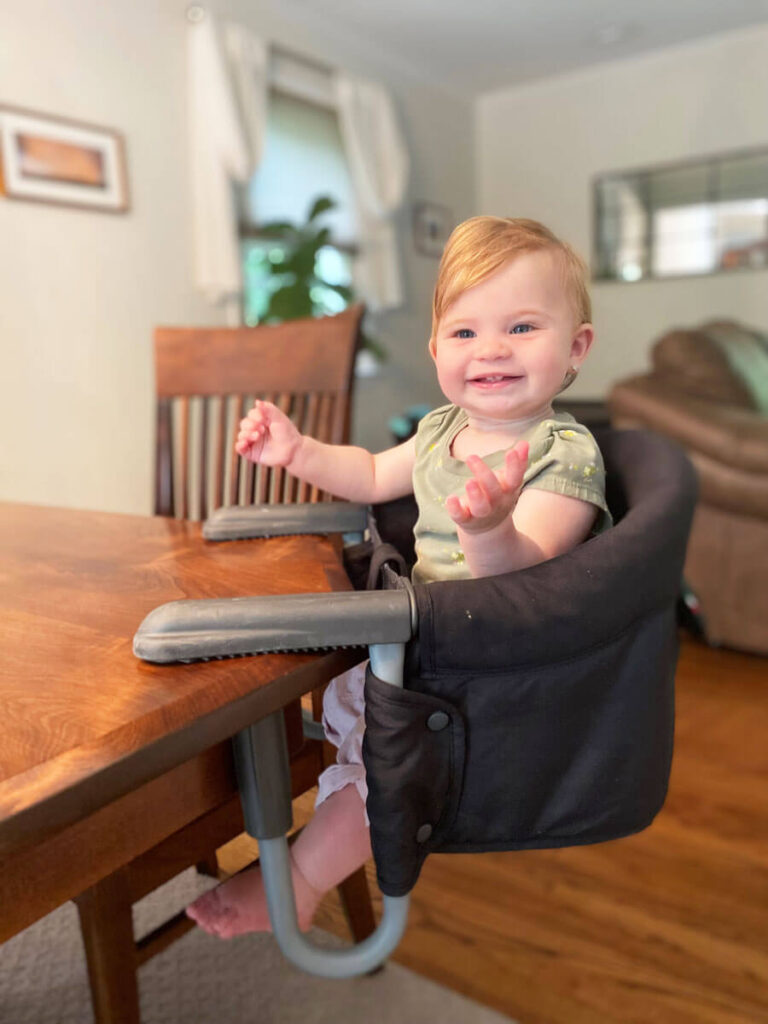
left=234, top=644, right=411, bottom=977
left=259, top=838, right=409, bottom=978
left=369, top=642, right=406, bottom=686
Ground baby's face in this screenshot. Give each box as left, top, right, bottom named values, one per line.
left=429, top=250, right=593, bottom=426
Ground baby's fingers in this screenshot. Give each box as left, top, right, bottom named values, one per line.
left=235, top=404, right=269, bottom=458
left=502, top=440, right=529, bottom=490
left=241, top=401, right=268, bottom=430
left=236, top=421, right=265, bottom=453
left=445, top=493, right=472, bottom=525
left=463, top=477, right=493, bottom=518
left=466, top=455, right=504, bottom=500
left=235, top=434, right=260, bottom=456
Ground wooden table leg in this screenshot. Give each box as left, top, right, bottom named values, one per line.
left=75, top=870, right=141, bottom=1024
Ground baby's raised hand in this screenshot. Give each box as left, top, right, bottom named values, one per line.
left=445, top=441, right=529, bottom=534
left=235, top=400, right=302, bottom=467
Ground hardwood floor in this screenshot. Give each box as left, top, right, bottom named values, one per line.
left=222, top=636, right=768, bottom=1023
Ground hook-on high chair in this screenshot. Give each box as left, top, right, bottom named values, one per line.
left=134, top=427, right=697, bottom=978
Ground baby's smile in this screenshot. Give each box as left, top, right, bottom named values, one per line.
left=467, top=373, right=523, bottom=388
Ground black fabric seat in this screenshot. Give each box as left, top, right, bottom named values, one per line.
left=361, top=429, right=697, bottom=897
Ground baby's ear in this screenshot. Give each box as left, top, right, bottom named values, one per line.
left=570, top=323, right=594, bottom=365
left=428, top=335, right=438, bottom=361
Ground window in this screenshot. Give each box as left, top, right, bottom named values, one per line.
left=593, top=148, right=768, bottom=282
left=239, top=86, right=358, bottom=326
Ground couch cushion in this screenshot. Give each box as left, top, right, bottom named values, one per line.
left=651, top=328, right=756, bottom=408
left=699, top=321, right=768, bottom=414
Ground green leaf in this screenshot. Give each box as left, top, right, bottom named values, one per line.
left=265, top=283, right=314, bottom=321
left=258, top=221, right=298, bottom=239
left=312, top=226, right=332, bottom=249
left=307, top=196, right=336, bottom=222
left=284, top=239, right=321, bottom=279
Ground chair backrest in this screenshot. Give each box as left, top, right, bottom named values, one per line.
left=153, top=305, right=364, bottom=519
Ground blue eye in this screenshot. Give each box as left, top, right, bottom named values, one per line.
left=511, top=324, right=534, bottom=334
left=455, top=328, right=475, bottom=339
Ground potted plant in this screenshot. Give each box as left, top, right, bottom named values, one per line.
left=243, top=195, right=385, bottom=361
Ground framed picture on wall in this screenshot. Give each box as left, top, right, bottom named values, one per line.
left=413, top=201, right=453, bottom=257
left=0, top=106, right=129, bottom=213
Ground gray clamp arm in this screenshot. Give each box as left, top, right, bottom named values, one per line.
left=202, top=502, right=370, bottom=541
left=133, top=586, right=416, bottom=663
left=133, top=584, right=416, bottom=977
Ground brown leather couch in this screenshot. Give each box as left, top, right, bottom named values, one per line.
left=608, top=320, right=768, bottom=656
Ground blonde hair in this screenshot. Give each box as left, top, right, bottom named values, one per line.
left=431, top=216, right=591, bottom=339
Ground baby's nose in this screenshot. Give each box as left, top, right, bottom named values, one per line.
left=476, top=333, right=512, bottom=357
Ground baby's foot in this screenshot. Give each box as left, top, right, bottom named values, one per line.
left=186, top=861, right=321, bottom=939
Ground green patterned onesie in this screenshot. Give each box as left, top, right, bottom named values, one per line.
left=411, top=404, right=613, bottom=584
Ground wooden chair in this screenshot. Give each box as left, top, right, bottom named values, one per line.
left=75, top=305, right=375, bottom=1024
left=153, top=305, right=365, bottom=519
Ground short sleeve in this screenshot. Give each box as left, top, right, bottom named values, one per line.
left=413, top=404, right=461, bottom=459
left=523, top=420, right=613, bottom=533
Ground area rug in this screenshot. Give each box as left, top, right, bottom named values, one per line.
left=0, top=869, right=513, bottom=1023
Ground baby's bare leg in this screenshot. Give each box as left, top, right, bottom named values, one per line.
left=186, top=784, right=371, bottom=939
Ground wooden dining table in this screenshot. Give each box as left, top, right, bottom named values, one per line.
left=0, top=501, right=360, bottom=944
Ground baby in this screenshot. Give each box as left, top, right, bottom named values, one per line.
left=187, top=215, right=612, bottom=938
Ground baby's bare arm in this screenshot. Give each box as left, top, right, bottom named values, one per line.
left=444, top=442, right=597, bottom=577
left=236, top=400, right=416, bottom=504
left=457, top=487, right=597, bottom=577
left=289, top=433, right=416, bottom=504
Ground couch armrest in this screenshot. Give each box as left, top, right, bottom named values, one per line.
left=608, top=376, right=768, bottom=475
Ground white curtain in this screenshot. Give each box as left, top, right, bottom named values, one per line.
left=188, top=19, right=409, bottom=317
left=223, top=24, right=269, bottom=173
left=187, top=16, right=267, bottom=318
left=335, top=74, right=410, bottom=313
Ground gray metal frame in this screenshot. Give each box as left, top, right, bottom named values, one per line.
left=133, top=503, right=415, bottom=977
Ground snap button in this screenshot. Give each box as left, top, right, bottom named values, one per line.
left=415, top=823, right=433, bottom=844
left=427, top=711, right=449, bottom=731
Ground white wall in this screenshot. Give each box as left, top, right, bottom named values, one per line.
left=0, top=0, right=470, bottom=514
left=477, top=24, right=768, bottom=399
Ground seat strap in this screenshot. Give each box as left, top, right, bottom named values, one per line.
left=366, top=544, right=408, bottom=591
